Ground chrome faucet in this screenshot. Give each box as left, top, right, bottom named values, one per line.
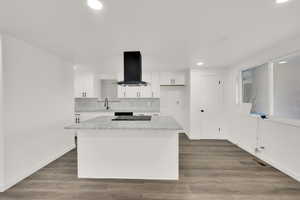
left=104, top=97, right=110, bottom=110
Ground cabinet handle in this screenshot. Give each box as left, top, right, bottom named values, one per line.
left=152, top=92, right=154, bottom=98
left=170, top=79, right=176, bottom=85
left=123, top=92, right=126, bottom=97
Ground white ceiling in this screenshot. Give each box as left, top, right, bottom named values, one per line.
left=1, top=0, right=300, bottom=72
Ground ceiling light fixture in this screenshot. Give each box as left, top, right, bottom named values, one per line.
left=87, top=0, right=103, bottom=10
left=196, top=62, right=204, bottom=66
left=276, top=0, right=290, bottom=4
left=278, top=61, right=288, bottom=64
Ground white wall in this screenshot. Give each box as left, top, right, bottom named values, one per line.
left=0, top=35, right=4, bottom=191
left=274, top=57, right=300, bottom=119
left=225, top=35, right=300, bottom=181
left=0, top=34, right=75, bottom=191
left=160, top=86, right=188, bottom=131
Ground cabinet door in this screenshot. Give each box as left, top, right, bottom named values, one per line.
left=159, top=72, right=185, bottom=86
left=74, top=75, right=84, bottom=97
left=74, top=73, right=95, bottom=97
left=125, top=86, right=140, bottom=98
left=118, top=86, right=126, bottom=98
left=151, top=72, right=160, bottom=98
left=84, top=75, right=95, bottom=97
left=140, top=86, right=152, bottom=98
left=140, top=73, right=152, bottom=98
left=117, top=73, right=126, bottom=98
left=174, top=72, right=185, bottom=85
left=159, top=72, right=172, bottom=85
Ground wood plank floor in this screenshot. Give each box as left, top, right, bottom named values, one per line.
left=1, top=134, right=300, bottom=200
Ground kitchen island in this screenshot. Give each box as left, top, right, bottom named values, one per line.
left=65, top=116, right=183, bottom=180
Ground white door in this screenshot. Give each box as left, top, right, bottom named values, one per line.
left=191, top=73, right=224, bottom=139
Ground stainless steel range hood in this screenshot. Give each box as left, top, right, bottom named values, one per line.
left=118, top=51, right=148, bottom=86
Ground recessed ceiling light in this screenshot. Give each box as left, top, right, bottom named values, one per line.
left=276, top=0, right=290, bottom=4
left=279, top=61, right=288, bottom=64
left=87, top=0, right=103, bottom=10
left=196, top=62, right=204, bottom=66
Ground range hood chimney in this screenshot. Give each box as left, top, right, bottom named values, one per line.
left=118, top=51, right=148, bottom=86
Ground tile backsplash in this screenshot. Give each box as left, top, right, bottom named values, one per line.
left=75, top=98, right=160, bottom=113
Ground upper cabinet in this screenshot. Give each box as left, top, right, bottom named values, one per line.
left=160, top=72, right=185, bottom=86
left=74, top=71, right=95, bottom=98
left=74, top=71, right=185, bottom=98
left=151, top=72, right=160, bottom=98
left=117, top=72, right=161, bottom=98
left=139, top=73, right=153, bottom=98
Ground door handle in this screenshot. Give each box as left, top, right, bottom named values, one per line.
left=200, top=109, right=205, bottom=113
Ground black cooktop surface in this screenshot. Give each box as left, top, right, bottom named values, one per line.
left=112, top=116, right=152, bottom=121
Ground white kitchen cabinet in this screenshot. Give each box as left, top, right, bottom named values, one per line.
left=151, top=72, right=160, bottom=98
left=74, top=72, right=95, bottom=98
left=117, top=86, right=126, bottom=98
left=139, top=86, right=152, bottom=98
left=117, top=72, right=160, bottom=98
left=160, top=72, right=185, bottom=86
left=139, top=73, right=152, bottom=98
left=117, top=73, right=141, bottom=98
left=117, top=73, right=126, bottom=98
left=125, top=86, right=141, bottom=98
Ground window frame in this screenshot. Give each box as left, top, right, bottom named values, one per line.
left=237, top=50, right=300, bottom=119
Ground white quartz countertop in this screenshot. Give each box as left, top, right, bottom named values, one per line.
left=65, top=116, right=183, bottom=130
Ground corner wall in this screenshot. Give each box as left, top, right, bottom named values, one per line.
left=224, top=35, right=300, bottom=181
left=1, top=34, right=75, bottom=191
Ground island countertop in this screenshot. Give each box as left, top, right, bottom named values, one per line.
left=65, top=116, right=183, bottom=130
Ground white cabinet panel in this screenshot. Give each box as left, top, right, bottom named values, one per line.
left=117, top=73, right=126, bottom=98
left=118, top=86, right=126, bottom=98
left=174, top=73, right=185, bottom=85
left=140, top=73, right=152, bottom=98
left=140, top=86, right=152, bottom=98
left=160, top=72, right=185, bottom=86
left=126, top=86, right=140, bottom=98
left=74, top=72, right=95, bottom=97
left=117, top=72, right=160, bottom=98
left=151, top=72, right=160, bottom=98
left=160, top=72, right=173, bottom=85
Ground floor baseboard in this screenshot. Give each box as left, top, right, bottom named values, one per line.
left=231, top=140, right=300, bottom=182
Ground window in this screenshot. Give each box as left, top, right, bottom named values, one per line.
left=242, top=63, right=270, bottom=115
left=273, top=54, right=300, bottom=119
left=240, top=51, right=300, bottom=120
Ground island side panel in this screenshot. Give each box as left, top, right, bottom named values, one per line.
left=77, top=130, right=179, bottom=180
